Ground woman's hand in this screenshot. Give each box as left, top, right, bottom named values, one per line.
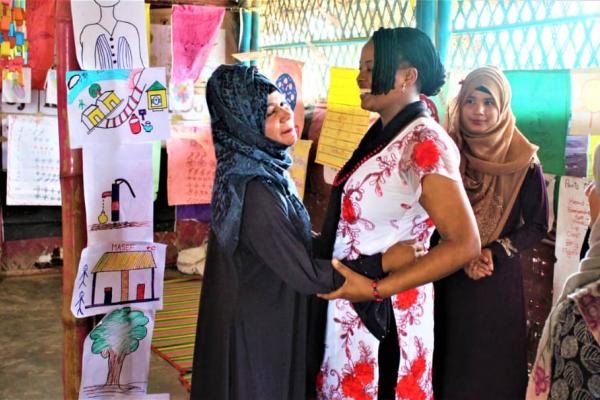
left=382, top=240, right=427, bottom=273
left=586, top=182, right=599, bottom=226
left=317, top=259, right=376, bottom=302
left=464, top=248, right=494, bottom=280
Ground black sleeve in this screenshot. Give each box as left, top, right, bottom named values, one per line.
left=241, top=180, right=391, bottom=339
left=488, top=164, right=549, bottom=260
left=240, top=179, right=343, bottom=294
left=580, top=227, right=591, bottom=260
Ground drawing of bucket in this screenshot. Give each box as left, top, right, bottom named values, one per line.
left=129, top=114, right=141, bottom=134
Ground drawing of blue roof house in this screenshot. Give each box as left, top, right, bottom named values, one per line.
left=87, top=250, right=158, bottom=308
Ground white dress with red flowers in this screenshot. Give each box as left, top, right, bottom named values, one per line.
left=317, top=117, right=461, bottom=400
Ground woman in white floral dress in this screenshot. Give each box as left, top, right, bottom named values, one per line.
left=315, top=28, right=481, bottom=400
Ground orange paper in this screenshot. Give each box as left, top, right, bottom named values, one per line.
left=167, top=127, right=217, bottom=205
left=1, top=15, right=9, bottom=31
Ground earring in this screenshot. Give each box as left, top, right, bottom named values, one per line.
left=401, top=82, right=407, bottom=92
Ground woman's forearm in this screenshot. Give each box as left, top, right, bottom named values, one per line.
left=377, top=236, right=479, bottom=298
left=374, top=174, right=482, bottom=297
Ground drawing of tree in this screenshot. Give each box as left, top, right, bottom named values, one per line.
left=90, top=307, right=149, bottom=386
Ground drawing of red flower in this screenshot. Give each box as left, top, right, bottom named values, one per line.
left=413, top=139, right=440, bottom=170
left=395, top=288, right=419, bottom=310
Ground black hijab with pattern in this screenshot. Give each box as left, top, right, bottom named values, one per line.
left=206, top=64, right=311, bottom=255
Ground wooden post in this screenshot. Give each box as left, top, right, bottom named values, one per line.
left=56, top=1, right=92, bottom=398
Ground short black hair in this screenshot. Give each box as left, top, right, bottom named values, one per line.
left=371, top=27, right=446, bottom=97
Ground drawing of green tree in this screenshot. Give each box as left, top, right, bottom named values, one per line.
left=90, top=307, right=149, bottom=386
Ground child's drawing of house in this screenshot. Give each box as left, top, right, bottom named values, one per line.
left=88, top=250, right=158, bottom=308
left=81, top=90, right=122, bottom=130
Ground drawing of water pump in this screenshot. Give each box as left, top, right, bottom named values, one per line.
left=98, top=178, right=136, bottom=224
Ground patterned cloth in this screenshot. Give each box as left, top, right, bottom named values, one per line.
left=548, top=293, right=600, bottom=400
left=317, top=117, right=461, bottom=400
left=206, top=64, right=311, bottom=255
left=527, top=145, right=600, bottom=399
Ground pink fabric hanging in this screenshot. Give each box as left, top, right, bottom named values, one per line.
left=171, top=5, right=225, bottom=84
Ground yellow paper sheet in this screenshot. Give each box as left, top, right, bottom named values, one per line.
left=289, top=139, right=313, bottom=200
left=146, top=4, right=151, bottom=60
left=588, top=135, right=600, bottom=177
left=571, top=69, right=600, bottom=136
left=315, top=67, right=370, bottom=169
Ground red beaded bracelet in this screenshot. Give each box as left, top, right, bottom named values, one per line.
left=371, top=280, right=384, bottom=303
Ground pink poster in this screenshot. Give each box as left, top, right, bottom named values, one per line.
left=167, top=128, right=216, bottom=205
left=171, top=5, right=225, bottom=84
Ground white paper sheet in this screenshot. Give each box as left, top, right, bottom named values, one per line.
left=110, top=395, right=169, bottom=400
left=2, top=67, right=32, bottom=103
left=168, top=79, right=194, bottom=112
left=83, top=143, right=154, bottom=244
left=39, top=90, right=59, bottom=116
left=323, top=165, right=338, bottom=185
left=71, top=242, right=166, bottom=318
left=553, top=176, right=590, bottom=304
left=79, top=307, right=155, bottom=399
left=71, top=0, right=149, bottom=70
left=570, top=69, right=600, bottom=135
left=2, top=117, right=8, bottom=171
left=66, top=68, right=170, bottom=148
left=6, top=115, right=61, bottom=205
left=45, top=69, right=58, bottom=105
left=1, top=89, right=39, bottom=114
left=110, top=395, right=170, bottom=400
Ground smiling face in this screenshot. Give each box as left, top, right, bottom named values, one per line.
left=356, top=41, right=375, bottom=110
left=356, top=40, right=412, bottom=117
left=460, top=88, right=500, bottom=135
left=264, top=91, right=297, bottom=147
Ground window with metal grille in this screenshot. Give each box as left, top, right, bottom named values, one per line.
left=448, top=0, right=600, bottom=70
left=259, top=0, right=415, bottom=103
left=260, top=1, right=600, bottom=103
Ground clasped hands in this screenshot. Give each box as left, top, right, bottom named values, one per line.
left=463, top=248, right=494, bottom=280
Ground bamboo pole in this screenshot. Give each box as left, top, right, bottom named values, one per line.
left=56, top=1, right=92, bottom=398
